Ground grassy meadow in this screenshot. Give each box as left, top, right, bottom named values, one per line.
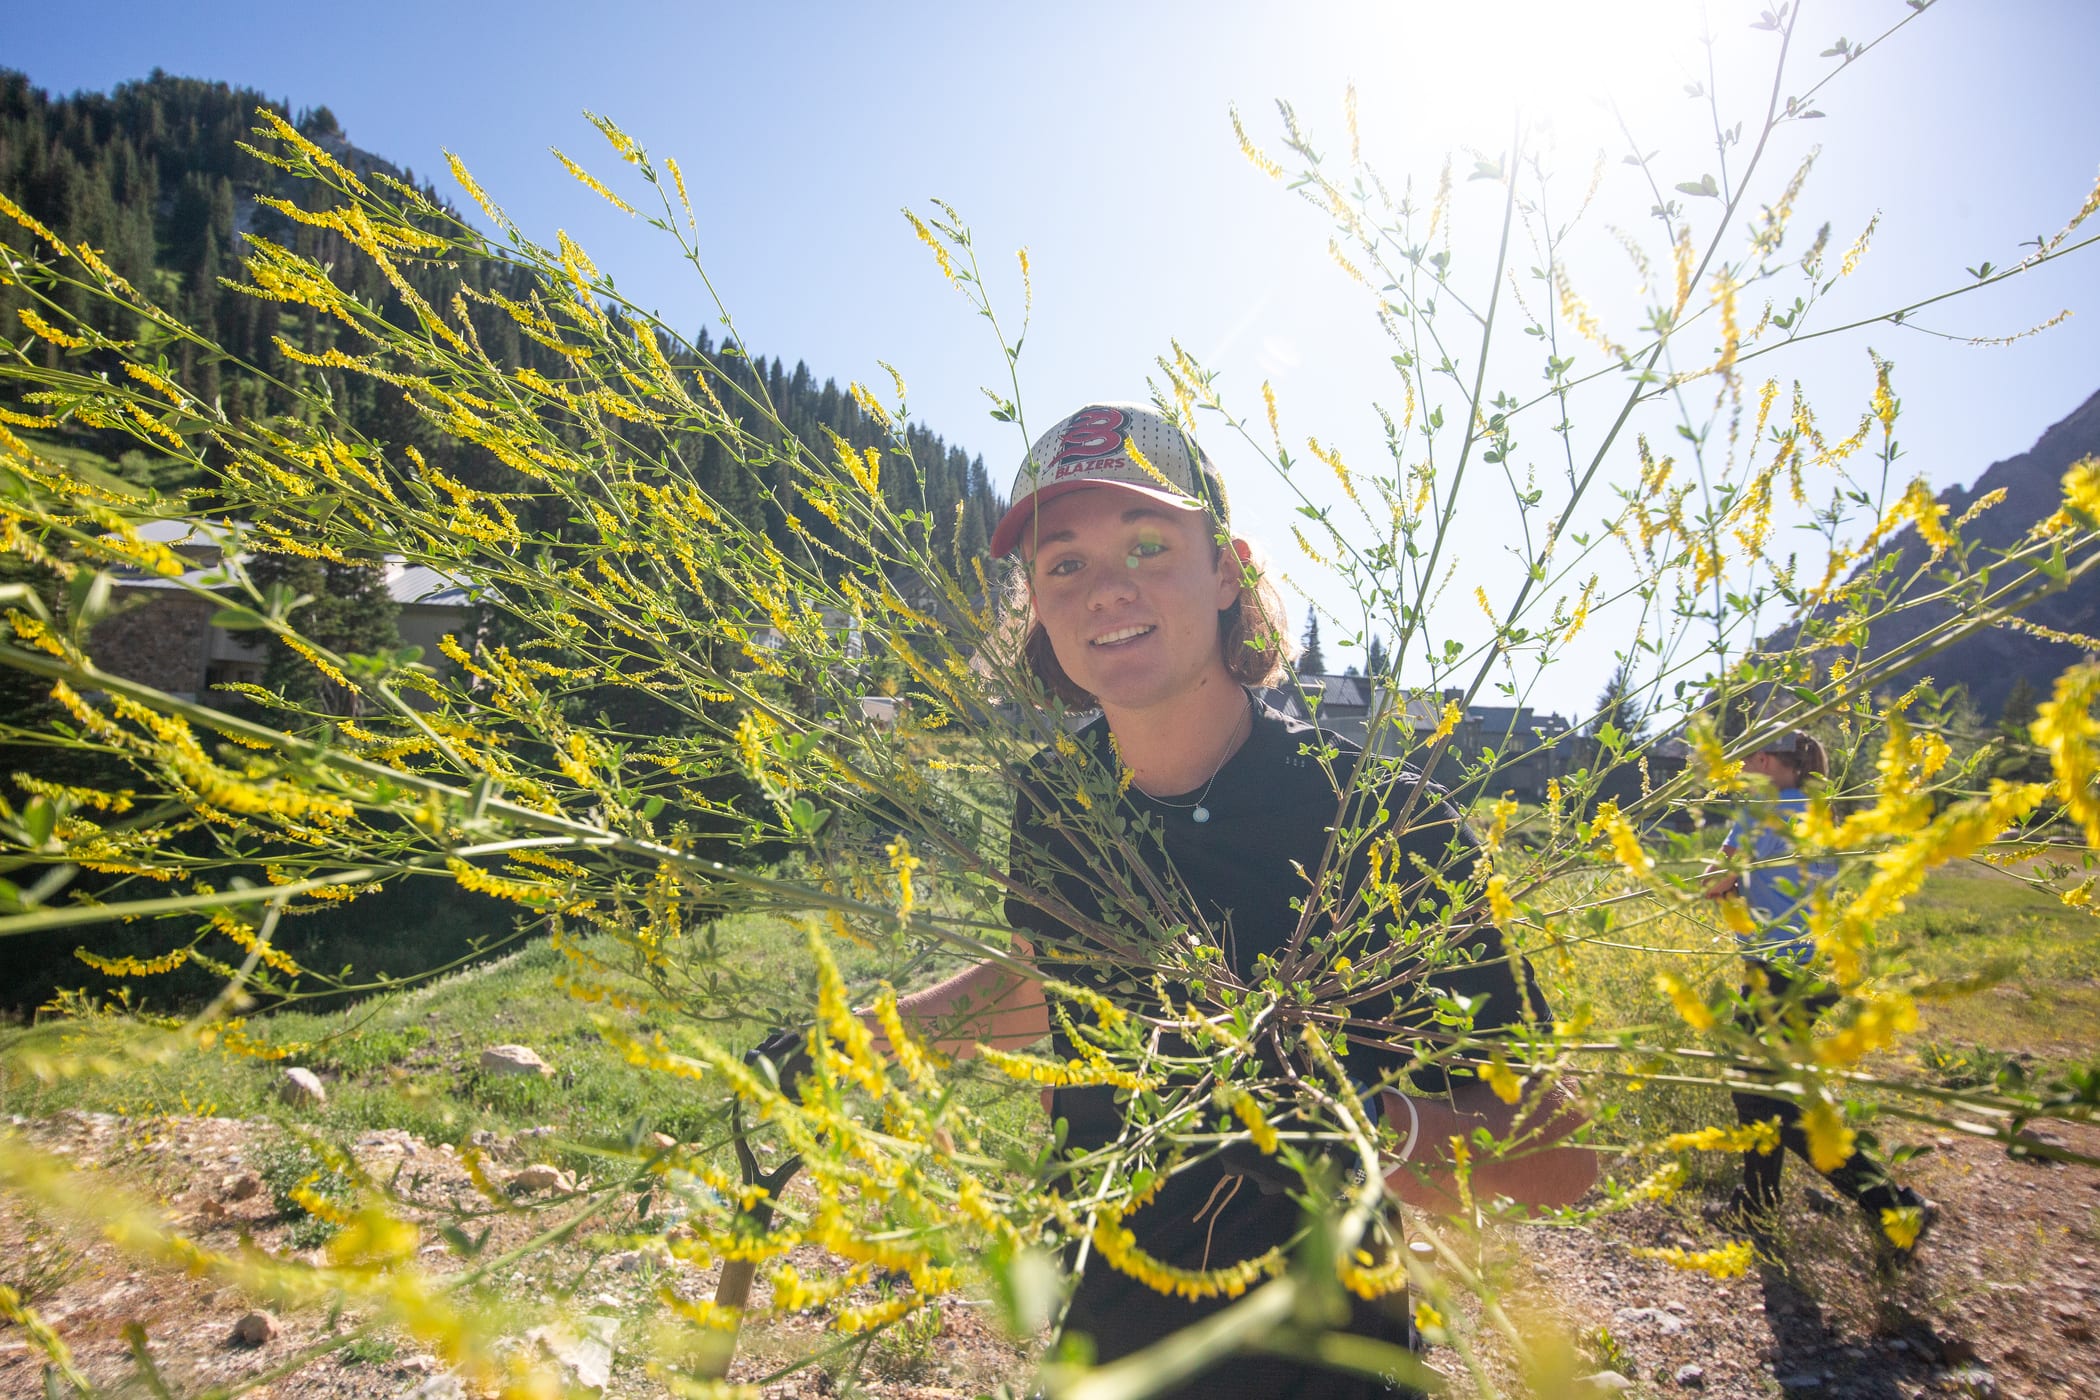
left=3, top=848, right=2091, bottom=1201
left=0, top=904, right=1050, bottom=1189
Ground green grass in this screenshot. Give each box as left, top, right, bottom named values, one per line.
left=1532, top=852, right=2100, bottom=1197
left=1881, top=858, right=2100, bottom=1068
left=0, top=910, right=1047, bottom=1182
left=2, top=855, right=2085, bottom=1204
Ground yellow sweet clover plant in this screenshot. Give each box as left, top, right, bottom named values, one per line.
left=1, top=9, right=2099, bottom=1396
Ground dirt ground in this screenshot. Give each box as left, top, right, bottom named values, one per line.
left=2, top=1109, right=2095, bottom=1399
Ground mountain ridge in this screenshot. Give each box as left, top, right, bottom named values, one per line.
left=1809, top=384, right=2100, bottom=717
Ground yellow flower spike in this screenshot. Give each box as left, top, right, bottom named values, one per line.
left=1556, top=266, right=1626, bottom=359
left=766, top=1263, right=870, bottom=1314
left=1710, top=270, right=1742, bottom=378
left=1447, top=1135, right=1475, bottom=1214
left=1814, top=991, right=1918, bottom=1068
left=1485, top=872, right=1517, bottom=927
left=976, top=1046, right=1157, bottom=1092
left=807, top=926, right=889, bottom=1099
left=1091, top=1205, right=1284, bottom=1300
left=1840, top=213, right=1879, bottom=277
left=1801, top=1097, right=1855, bottom=1174
left=1042, top=978, right=1125, bottom=1030
left=1909, top=728, right=1953, bottom=779
left=1561, top=574, right=1598, bottom=643
left=1629, top=1240, right=1755, bottom=1279
left=1596, top=800, right=1655, bottom=881
left=255, top=107, right=369, bottom=193
left=1430, top=699, right=1462, bottom=744
left=1624, top=1162, right=1684, bottom=1204
left=1481, top=1051, right=1524, bottom=1105
left=1231, top=1092, right=1280, bottom=1155
left=1880, top=1205, right=1924, bottom=1249
left=1302, top=438, right=1369, bottom=510
left=885, top=836, right=922, bottom=918
left=0, top=1284, right=92, bottom=1392
left=661, top=1290, right=746, bottom=1333
left=835, top=1294, right=928, bottom=1334
left=1655, top=972, right=1715, bottom=1032
left=1671, top=226, right=1695, bottom=318
left=448, top=858, right=568, bottom=908
left=327, top=1201, right=421, bottom=1269
left=870, top=988, right=935, bottom=1092
left=1688, top=717, right=1746, bottom=792
left=551, top=148, right=634, bottom=214
left=2032, top=663, right=2100, bottom=847
left=2055, top=454, right=2100, bottom=528
left=18, top=307, right=87, bottom=348
left=1897, top=476, right=1952, bottom=557
left=1229, top=105, right=1283, bottom=180
left=75, top=947, right=192, bottom=977
left=902, top=209, right=956, bottom=284
left=1412, top=1300, right=1446, bottom=1336
left=1659, top=1121, right=1780, bottom=1155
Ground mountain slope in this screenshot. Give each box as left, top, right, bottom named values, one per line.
left=1811, top=386, right=2100, bottom=718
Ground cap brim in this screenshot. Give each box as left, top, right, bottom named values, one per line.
left=990, top=479, right=1208, bottom=557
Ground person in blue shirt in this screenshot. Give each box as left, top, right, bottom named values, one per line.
left=1704, top=730, right=1936, bottom=1253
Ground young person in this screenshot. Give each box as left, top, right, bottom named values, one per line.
left=873, top=403, right=1594, bottom=1398
left=1704, top=731, right=1936, bottom=1251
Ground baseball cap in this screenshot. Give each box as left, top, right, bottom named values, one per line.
left=989, top=402, right=1230, bottom=558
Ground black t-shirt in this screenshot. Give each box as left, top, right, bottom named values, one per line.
left=1003, top=694, right=1549, bottom=1398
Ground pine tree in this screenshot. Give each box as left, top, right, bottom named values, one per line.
left=1298, top=613, right=1327, bottom=676
left=1589, top=660, right=1647, bottom=739
left=246, top=553, right=401, bottom=718
left=1998, top=675, right=2039, bottom=735
left=1365, top=634, right=1390, bottom=678
left=1992, top=674, right=2050, bottom=785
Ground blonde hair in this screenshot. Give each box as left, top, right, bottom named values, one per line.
left=1006, top=536, right=1294, bottom=708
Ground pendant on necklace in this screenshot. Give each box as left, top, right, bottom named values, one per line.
left=1193, top=806, right=1211, bottom=823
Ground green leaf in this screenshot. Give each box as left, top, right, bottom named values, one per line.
left=66, top=569, right=114, bottom=627
left=206, top=604, right=266, bottom=629
left=23, top=796, right=57, bottom=847
left=1674, top=174, right=1721, bottom=198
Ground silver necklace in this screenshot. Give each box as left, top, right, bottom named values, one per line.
left=1137, top=700, right=1251, bottom=823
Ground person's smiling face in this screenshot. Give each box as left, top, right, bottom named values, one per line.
left=1024, top=487, right=1241, bottom=713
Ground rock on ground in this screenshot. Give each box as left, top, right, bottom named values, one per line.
left=278, top=1067, right=326, bottom=1106
left=527, top=1315, right=616, bottom=1392
left=230, top=1310, right=279, bottom=1346
left=479, top=1044, right=553, bottom=1077
left=509, top=1163, right=574, bottom=1194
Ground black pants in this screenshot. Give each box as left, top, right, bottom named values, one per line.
left=1054, top=1150, right=1424, bottom=1400
left=1729, top=959, right=1911, bottom=1215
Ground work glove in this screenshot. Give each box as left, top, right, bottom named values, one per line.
left=743, top=1025, right=814, bottom=1099
left=1214, top=1136, right=1309, bottom=1195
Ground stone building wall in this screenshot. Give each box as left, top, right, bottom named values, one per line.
left=90, top=589, right=214, bottom=700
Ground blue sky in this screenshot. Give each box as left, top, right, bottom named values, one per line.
left=10, top=1, right=2098, bottom=702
